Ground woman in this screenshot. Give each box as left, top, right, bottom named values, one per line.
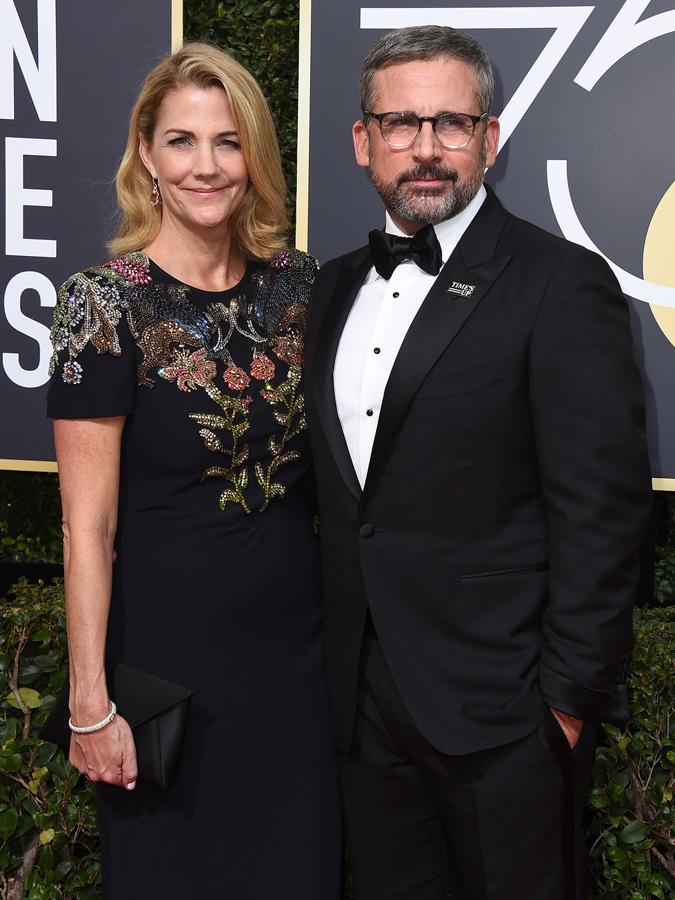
left=47, top=42, right=341, bottom=898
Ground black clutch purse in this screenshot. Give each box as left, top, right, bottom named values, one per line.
left=39, top=663, right=195, bottom=789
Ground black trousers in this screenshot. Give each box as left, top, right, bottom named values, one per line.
left=339, top=637, right=597, bottom=900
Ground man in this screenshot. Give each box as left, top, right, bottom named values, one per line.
left=305, top=25, right=652, bottom=900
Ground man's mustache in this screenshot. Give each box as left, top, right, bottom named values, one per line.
left=396, top=165, right=458, bottom=186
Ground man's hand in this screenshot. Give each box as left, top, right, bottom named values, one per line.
left=551, top=708, right=584, bottom=749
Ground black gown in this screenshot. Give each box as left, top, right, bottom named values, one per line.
left=47, top=250, right=342, bottom=899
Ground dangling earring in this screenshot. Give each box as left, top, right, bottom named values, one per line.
left=151, top=177, right=161, bottom=207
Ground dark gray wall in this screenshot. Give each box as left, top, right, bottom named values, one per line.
left=306, top=0, right=675, bottom=481
left=1, top=0, right=173, bottom=465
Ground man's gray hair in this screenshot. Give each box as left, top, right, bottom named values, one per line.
left=360, top=25, right=494, bottom=116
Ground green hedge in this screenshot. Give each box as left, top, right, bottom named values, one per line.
left=0, top=581, right=99, bottom=900
left=587, top=610, right=675, bottom=898
left=1, top=579, right=673, bottom=899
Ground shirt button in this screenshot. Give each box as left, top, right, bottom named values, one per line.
left=392, top=292, right=400, bottom=298
left=366, top=409, right=374, bottom=417
left=373, top=347, right=381, bottom=354
left=360, top=523, right=375, bottom=538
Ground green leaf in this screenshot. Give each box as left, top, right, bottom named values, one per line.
left=646, top=883, right=665, bottom=899
left=617, top=735, right=631, bottom=753
left=610, top=771, right=630, bottom=789
left=32, top=629, right=51, bottom=644
left=619, top=820, right=649, bottom=844
left=0, top=752, right=23, bottom=773
left=34, top=742, right=57, bottom=766
left=0, top=716, right=19, bottom=742
left=46, top=756, right=72, bottom=781
left=33, top=654, right=59, bottom=671
left=7, top=686, right=41, bottom=708
left=18, top=664, right=42, bottom=685
left=0, top=806, right=18, bottom=840
left=16, top=814, right=34, bottom=837
left=53, top=860, right=73, bottom=881
left=37, top=841, right=54, bottom=871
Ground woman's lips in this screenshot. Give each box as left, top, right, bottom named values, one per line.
left=187, top=187, right=223, bottom=196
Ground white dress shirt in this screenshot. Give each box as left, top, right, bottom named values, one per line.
left=333, top=186, right=486, bottom=488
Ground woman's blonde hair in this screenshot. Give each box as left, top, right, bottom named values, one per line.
left=109, top=42, right=288, bottom=260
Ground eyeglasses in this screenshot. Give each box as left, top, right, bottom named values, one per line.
left=363, top=110, right=489, bottom=150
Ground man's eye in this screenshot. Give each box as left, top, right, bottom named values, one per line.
left=438, top=115, right=471, bottom=132
left=387, top=115, right=416, bottom=129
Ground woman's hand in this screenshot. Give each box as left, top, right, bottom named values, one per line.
left=69, top=714, right=138, bottom=790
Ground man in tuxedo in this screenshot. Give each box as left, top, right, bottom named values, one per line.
left=305, top=25, right=652, bottom=900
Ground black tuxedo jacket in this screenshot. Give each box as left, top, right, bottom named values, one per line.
left=305, top=187, right=652, bottom=756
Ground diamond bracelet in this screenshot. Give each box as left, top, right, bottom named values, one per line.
left=68, top=701, right=117, bottom=734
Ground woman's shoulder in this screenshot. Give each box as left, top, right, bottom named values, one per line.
left=58, top=252, right=152, bottom=297
left=259, top=248, right=319, bottom=285
left=249, top=250, right=318, bottom=336
left=49, top=253, right=151, bottom=384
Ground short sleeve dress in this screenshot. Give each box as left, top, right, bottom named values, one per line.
left=47, top=250, right=341, bottom=899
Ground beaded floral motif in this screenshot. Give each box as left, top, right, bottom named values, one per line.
left=49, top=253, right=153, bottom=380
left=159, top=347, right=216, bottom=392
left=189, top=354, right=306, bottom=513
left=250, top=354, right=275, bottom=381
left=49, top=249, right=318, bottom=514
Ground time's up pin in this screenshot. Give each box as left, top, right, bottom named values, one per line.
left=447, top=281, right=476, bottom=299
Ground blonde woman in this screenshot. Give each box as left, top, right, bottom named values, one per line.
left=47, top=43, right=341, bottom=898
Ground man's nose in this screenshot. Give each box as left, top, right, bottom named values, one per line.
left=412, top=120, right=443, bottom=164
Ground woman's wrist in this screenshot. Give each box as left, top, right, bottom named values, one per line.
left=70, top=685, right=111, bottom=722
left=69, top=700, right=117, bottom=734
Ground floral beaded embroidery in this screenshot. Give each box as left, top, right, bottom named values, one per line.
left=159, top=347, right=216, bottom=392
left=189, top=353, right=307, bottom=512
left=49, top=249, right=318, bottom=513
left=48, top=254, right=151, bottom=380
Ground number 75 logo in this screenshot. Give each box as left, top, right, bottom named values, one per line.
left=361, top=1, right=675, bottom=308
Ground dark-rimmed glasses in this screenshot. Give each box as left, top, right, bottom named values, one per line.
left=363, top=110, right=489, bottom=150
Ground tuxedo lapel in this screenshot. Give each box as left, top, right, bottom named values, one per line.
left=311, top=247, right=372, bottom=500
left=364, top=190, right=511, bottom=496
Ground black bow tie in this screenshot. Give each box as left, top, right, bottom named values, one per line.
left=368, top=224, right=443, bottom=280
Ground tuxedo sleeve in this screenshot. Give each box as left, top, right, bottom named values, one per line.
left=528, top=248, right=651, bottom=725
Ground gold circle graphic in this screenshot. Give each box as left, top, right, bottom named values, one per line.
left=644, top=180, right=675, bottom=348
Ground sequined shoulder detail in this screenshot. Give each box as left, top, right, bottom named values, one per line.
left=49, top=252, right=153, bottom=384
left=251, top=249, right=319, bottom=335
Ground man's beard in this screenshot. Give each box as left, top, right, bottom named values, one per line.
left=368, top=141, right=486, bottom=226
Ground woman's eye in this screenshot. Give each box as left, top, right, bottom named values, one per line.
left=220, top=139, right=241, bottom=150
left=168, top=136, right=190, bottom=146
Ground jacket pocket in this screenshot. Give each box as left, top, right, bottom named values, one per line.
left=459, top=563, right=549, bottom=583
left=416, top=357, right=509, bottom=399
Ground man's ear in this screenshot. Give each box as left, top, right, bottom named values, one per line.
left=138, top=137, right=156, bottom=179
left=352, top=118, right=370, bottom=169
left=483, top=117, right=500, bottom=170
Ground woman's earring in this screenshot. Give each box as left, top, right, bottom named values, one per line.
left=151, top=177, right=161, bottom=207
